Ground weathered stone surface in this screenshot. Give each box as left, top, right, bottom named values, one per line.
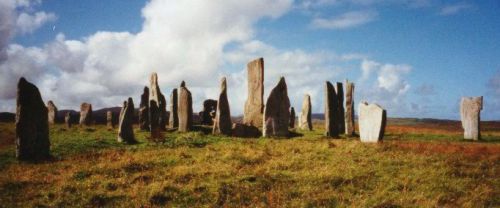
left=213, top=77, right=232, bottom=135
left=65, top=112, right=72, bottom=129
left=15, top=77, right=50, bottom=161
left=107, top=111, right=113, bottom=129
left=335, top=82, right=345, bottom=134
left=118, top=98, right=136, bottom=143
left=460, top=96, right=483, bottom=140
left=243, top=58, right=264, bottom=127
left=344, top=80, right=355, bottom=135
left=169, top=89, right=178, bottom=128
left=299, top=94, right=313, bottom=131
left=289, top=107, right=295, bottom=128
left=64, top=112, right=72, bottom=129
left=139, top=86, right=150, bottom=131
left=149, top=73, right=166, bottom=138
left=79, top=102, right=93, bottom=126
left=200, top=99, right=217, bottom=125
left=358, top=102, right=386, bottom=143
left=47, top=100, right=57, bottom=125
left=178, top=81, right=193, bottom=132
left=232, top=123, right=261, bottom=138
left=324, top=81, right=339, bottom=137
left=263, top=77, right=290, bottom=137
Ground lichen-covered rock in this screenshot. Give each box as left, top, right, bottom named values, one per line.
left=15, top=77, right=50, bottom=161
left=118, top=98, right=136, bottom=143
left=344, top=80, right=355, bottom=135
left=299, top=94, right=312, bottom=131
left=358, top=102, right=386, bottom=143
left=47, top=100, right=57, bottom=125
left=169, top=89, right=179, bottom=128
left=263, top=77, right=290, bottom=137
left=79, top=102, right=93, bottom=126
left=178, top=81, right=193, bottom=132
left=213, top=77, right=232, bottom=135
left=460, top=96, right=483, bottom=140
left=149, top=73, right=166, bottom=138
left=243, top=58, right=264, bottom=127
left=139, top=86, right=150, bottom=131
left=324, top=81, right=339, bottom=137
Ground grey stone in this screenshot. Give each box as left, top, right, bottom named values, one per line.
left=289, top=107, right=295, bottom=128
left=149, top=73, right=166, bottom=138
left=107, top=111, right=113, bottom=129
left=243, top=58, right=264, bottom=127
left=460, top=96, right=483, bottom=140
left=263, top=77, right=290, bottom=137
left=213, top=77, right=232, bottom=135
left=200, top=99, right=217, bottom=125
left=232, top=123, right=261, bottom=138
left=168, top=89, right=178, bottom=128
left=335, top=82, right=345, bottom=134
left=15, top=77, right=50, bottom=161
left=358, top=102, right=386, bottom=143
left=344, top=80, right=355, bottom=135
left=65, top=112, right=72, bottom=129
left=47, top=100, right=57, bottom=125
left=299, top=94, right=313, bottom=131
left=324, top=81, right=339, bottom=137
left=79, top=102, right=93, bottom=126
left=139, top=86, right=150, bottom=131
left=118, top=98, right=136, bottom=143
left=178, top=81, right=193, bottom=132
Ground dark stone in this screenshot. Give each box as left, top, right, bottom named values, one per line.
left=263, top=77, right=290, bottom=137
left=139, top=86, right=150, bottom=131
left=324, top=81, right=339, bottom=137
left=118, top=98, right=136, bottom=143
left=79, top=102, right=93, bottom=126
left=213, top=77, right=232, bottom=135
left=168, top=89, right=178, bottom=128
left=289, top=107, right=295, bottom=128
left=200, top=99, right=217, bottom=125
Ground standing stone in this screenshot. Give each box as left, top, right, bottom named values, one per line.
left=299, top=94, right=313, bottom=131
left=47, top=101, right=57, bottom=125
left=243, top=58, right=264, bottom=127
left=118, top=98, right=137, bottom=143
left=106, top=111, right=113, bottom=129
left=15, top=77, right=50, bottom=161
left=149, top=73, right=166, bottom=138
left=200, top=99, right=217, bottom=125
left=324, top=81, right=339, bottom=137
left=79, top=102, right=93, bottom=126
left=65, top=112, right=72, bottom=129
left=213, top=77, right=232, bottom=135
left=344, top=80, right=355, bottom=136
left=178, top=81, right=193, bottom=132
left=263, top=77, right=290, bottom=137
left=460, top=96, right=483, bottom=140
left=358, top=102, right=386, bottom=143
left=335, top=82, right=345, bottom=134
left=289, top=107, right=295, bottom=128
left=169, top=89, right=179, bottom=128
left=139, top=86, right=150, bottom=131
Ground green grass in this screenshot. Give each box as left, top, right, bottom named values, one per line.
left=0, top=122, right=498, bottom=207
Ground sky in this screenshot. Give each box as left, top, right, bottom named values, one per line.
left=0, top=0, right=499, bottom=120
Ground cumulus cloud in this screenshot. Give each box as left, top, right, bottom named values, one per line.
left=311, top=10, right=378, bottom=29
left=439, top=2, right=472, bottom=16
left=16, top=11, right=56, bottom=34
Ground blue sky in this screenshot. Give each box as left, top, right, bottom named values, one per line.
left=1, top=0, right=500, bottom=120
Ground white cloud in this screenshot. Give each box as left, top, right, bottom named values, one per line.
left=311, top=10, right=378, bottom=29
left=439, top=2, right=472, bottom=16
left=16, top=11, right=56, bottom=34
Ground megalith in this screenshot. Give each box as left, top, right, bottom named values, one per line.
left=324, top=81, right=339, bottom=137
left=358, top=102, right=386, bottom=143
left=79, top=102, right=93, bottom=126
left=168, top=89, right=178, bottom=128
left=243, top=58, right=264, bottom=127
left=200, top=99, right=217, bottom=125
left=139, top=86, right=150, bottom=131
left=335, top=82, right=345, bottom=134
left=65, top=112, right=72, bottom=129
left=107, top=111, right=113, bottom=129
left=289, top=107, right=295, bottom=128
left=460, top=96, right=483, bottom=140
left=263, top=77, right=290, bottom=137
left=15, top=77, right=50, bottom=161
left=344, top=80, right=355, bottom=136
left=213, top=77, right=232, bottom=135
left=118, top=98, right=136, bottom=143
left=47, top=100, right=57, bottom=125
left=178, top=81, right=193, bottom=132
left=299, top=94, right=313, bottom=131
left=149, top=73, right=166, bottom=138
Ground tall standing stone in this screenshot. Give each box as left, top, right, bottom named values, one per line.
left=213, top=77, right=232, bottom=135
left=169, top=89, right=178, bottom=128
left=460, top=96, right=483, bottom=140
left=65, top=112, right=72, bottom=129
left=47, top=101, right=57, bottom=125
left=149, top=73, right=166, bottom=138
left=299, top=94, right=313, bottom=131
left=178, top=81, right=193, bottom=132
left=344, top=80, right=355, bottom=136
left=200, top=99, right=217, bottom=125
left=79, top=103, right=93, bottom=126
left=263, top=77, right=290, bottom=137
left=106, top=111, right=113, bottom=129
left=118, top=98, right=137, bottom=143
left=15, top=77, right=50, bottom=161
left=139, top=86, right=150, bottom=131
left=324, top=81, right=339, bottom=137
left=289, top=107, right=295, bottom=128
left=358, top=102, right=386, bottom=143
left=335, top=82, right=345, bottom=134
left=243, top=58, right=264, bottom=127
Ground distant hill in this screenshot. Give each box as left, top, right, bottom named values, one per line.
left=0, top=112, right=15, bottom=122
